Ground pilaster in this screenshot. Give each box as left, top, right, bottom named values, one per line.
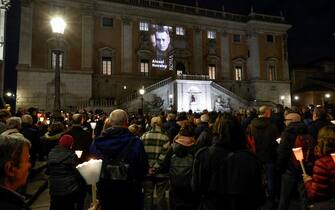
left=18, top=1, right=33, bottom=66
left=220, top=31, right=230, bottom=79
left=193, top=27, right=203, bottom=74
left=247, top=32, right=260, bottom=80
left=121, top=16, right=132, bottom=73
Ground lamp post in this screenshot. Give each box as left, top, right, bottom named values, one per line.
left=50, top=17, right=66, bottom=117
left=139, top=86, right=145, bottom=114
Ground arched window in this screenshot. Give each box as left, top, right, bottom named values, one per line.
left=265, top=58, right=279, bottom=81
left=232, top=57, right=246, bottom=81
left=176, top=62, right=185, bottom=75
left=99, top=47, right=116, bottom=75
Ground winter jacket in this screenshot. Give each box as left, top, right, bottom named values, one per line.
left=47, top=145, right=82, bottom=196
left=21, top=123, right=40, bottom=166
left=250, top=117, right=279, bottom=163
left=308, top=119, right=331, bottom=141
left=64, top=125, right=92, bottom=163
left=277, top=121, right=315, bottom=175
left=0, top=186, right=30, bottom=210
left=304, top=155, right=335, bottom=202
left=164, top=120, right=180, bottom=141
left=192, top=143, right=265, bottom=210
left=90, top=127, right=148, bottom=210
left=194, top=127, right=213, bottom=152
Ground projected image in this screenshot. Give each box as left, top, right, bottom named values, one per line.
left=150, top=25, right=173, bottom=70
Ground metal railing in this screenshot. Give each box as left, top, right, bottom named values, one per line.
left=176, top=74, right=210, bottom=80
left=105, top=0, right=284, bottom=23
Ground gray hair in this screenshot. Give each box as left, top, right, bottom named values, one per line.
left=6, top=117, right=22, bottom=129
left=0, top=135, right=30, bottom=182
left=108, top=109, right=128, bottom=127
left=72, top=114, right=83, bottom=125
left=21, top=114, right=33, bottom=125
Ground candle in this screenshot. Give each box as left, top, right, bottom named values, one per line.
left=75, top=150, right=83, bottom=158
left=331, top=153, right=335, bottom=163
left=90, top=122, right=97, bottom=130
left=76, top=159, right=102, bottom=206
left=292, top=147, right=304, bottom=161
left=292, top=147, right=306, bottom=175
left=276, top=138, right=281, bottom=144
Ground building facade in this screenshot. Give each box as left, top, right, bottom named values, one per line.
left=16, top=0, right=292, bottom=111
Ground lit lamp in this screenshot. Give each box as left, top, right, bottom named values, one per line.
left=50, top=16, right=66, bottom=117
left=139, top=86, right=145, bottom=114
left=292, top=147, right=307, bottom=175
left=76, top=159, right=102, bottom=206
left=90, top=121, right=97, bottom=139
left=294, top=96, right=299, bottom=101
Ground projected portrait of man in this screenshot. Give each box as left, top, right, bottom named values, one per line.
left=151, top=25, right=171, bottom=53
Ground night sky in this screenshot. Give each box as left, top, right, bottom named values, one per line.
left=3, top=0, right=335, bottom=95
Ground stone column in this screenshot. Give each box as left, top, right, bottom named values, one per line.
left=193, top=27, right=203, bottom=75
left=247, top=32, right=260, bottom=80
left=221, top=31, right=230, bottom=80
left=281, top=34, right=289, bottom=80
left=81, top=15, right=94, bottom=71
left=18, top=1, right=33, bottom=66
left=121, top=17, right=132, bottom=73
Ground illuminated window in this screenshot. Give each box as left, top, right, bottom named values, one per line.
left=267, top=64, right=276, bottom=81
left=235, top=66, right=242, bottom=81
left=207, top=31, right=216, bottom=39
left=51, top=50, right=64, bottom=70
left=208, top=64, right=216, bottom=80
left=141, top=59, right=149, bottom=76
left=176, top=27, right=185, bottom=36
left=233, top=34, right=241, bottom=43
left=139, top=22, right=149, bottom=31
left=102, top=57, right=112, bottom=75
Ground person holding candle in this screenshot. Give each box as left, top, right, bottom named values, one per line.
left=303, top=125, right=335, bottom=208
left=48, top=134, right=84, bottom=210
left=277, top=113, right=315, bottom=210
left=90, top=109, right=148, bottom=210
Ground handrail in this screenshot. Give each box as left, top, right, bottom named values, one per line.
left=211, top=82, right=249, bottom=105
left=176, top=74, right=210, bottom=80
left=104, top=0, right=284, bottom=23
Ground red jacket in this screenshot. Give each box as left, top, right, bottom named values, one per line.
left=305, top=155, right=335, bottom=202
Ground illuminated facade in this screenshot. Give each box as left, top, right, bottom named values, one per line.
left=17, top=0, right=292, bottom=111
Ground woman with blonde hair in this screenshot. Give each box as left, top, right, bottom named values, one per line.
left=303, top=125, right=335, bottom=209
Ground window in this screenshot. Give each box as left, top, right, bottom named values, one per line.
left=51, top=50, right=64, bottom=70
left=208, top=65, right=216, bottom=80
left=140, top=59, right=149, bottom=76
left=235, top=66, right=242, bottom=81
left=102, top=57, right=112, bottom=75
left=267, top=64, right=276, bottom=81
left=233, top=34, right=241, bottom=43
left=139, top=21, right=149, bottom=31
left=267, top=34, right=274, bottom=43
left=102, top=17, right=113, bottom=27
left=176, top=27, right=185, bottom=36
left=207, top=31, right=216, bottom=39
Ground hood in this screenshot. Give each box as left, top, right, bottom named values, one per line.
left=251, top=117, right=272, bottom=129
left=93, top=127, right=135, bottom=157
left=285, top=121, right=308, bottom=134
left=48, top=145, right=74, bottom=164
left=43, top=131, right=64, bottom=141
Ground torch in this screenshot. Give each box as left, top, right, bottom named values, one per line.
left=292, top=147, right=306, bottom=175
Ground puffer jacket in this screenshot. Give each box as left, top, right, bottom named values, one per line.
left=304, top=155, right=335, bottom=202
left=47, top=145, right=82, bottom=196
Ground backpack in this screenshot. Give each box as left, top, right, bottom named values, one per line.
left=100, top=139, right=136, bottom=181
left=291, top=134, right=315, bottom=173
left=169, top=152, right=194, bottom=191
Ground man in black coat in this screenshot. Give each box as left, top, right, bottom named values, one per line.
left=163, top=113, right=180, bottom=141
left=277, top=113, right=314, bottom=210
left=0, top=135, right=31, bottom=210
left=250, top=105, right=279, bottom=210
left=21, top=114, right=40, bottom=168
left=308, top=106, right=331, bottom=140
left=65, top=113, right=92, bottom=163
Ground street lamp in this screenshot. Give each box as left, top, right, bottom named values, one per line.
left=294, top=96, right=299, bottom=101
left=139, top=86, right=145, bottom=114
left=325, top=93, right=331, bottom=99
left=169, top=94, right=173, bottom=106
left=50, top=16, right=66, bottom=117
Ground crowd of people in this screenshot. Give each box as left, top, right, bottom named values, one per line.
left=0, top=104, right=334, bottom=210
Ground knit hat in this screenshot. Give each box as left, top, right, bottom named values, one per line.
left=59, top=134, right=74, bottom=149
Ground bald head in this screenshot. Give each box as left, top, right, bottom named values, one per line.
left=109, top=109, right=128, bottom=128
left=259, top=105, right=272, bottom=118
left=285, top=113, right=301, bottom=126
left=72, top=114, right=83, bottom=125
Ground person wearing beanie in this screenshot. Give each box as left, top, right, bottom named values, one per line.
left=47, top=134, right=84, bottom=210
left=141, top=116, right=170, bottom=210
